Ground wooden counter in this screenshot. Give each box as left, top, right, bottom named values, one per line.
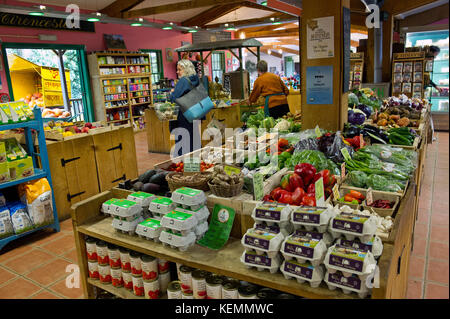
left=287, top=89, right=301, bottom=115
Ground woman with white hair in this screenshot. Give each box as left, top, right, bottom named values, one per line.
left=169, top=59, right=201, bottom=156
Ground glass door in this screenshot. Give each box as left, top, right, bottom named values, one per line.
left=212, top=52, right=225, bottom=83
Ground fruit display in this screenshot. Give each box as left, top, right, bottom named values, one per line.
left=167, top=161, right=214, bottom=172
left=21, top=92, right=44, bottom=108
left=154, top=102, right=179, bottom=121
left=41, top=108, right=71, bottom=119
left=44, top=122, right=103, bottom=139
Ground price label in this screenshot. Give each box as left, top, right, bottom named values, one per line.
left=366, top=187, right=374, bottom=206
left=340, top=147, right=351, bottom=162
left=360, top=134, right=365, bottom=148
left=315, top=125, right=322, bottom=138
left=253, top=173, right=264, bottom=201
left=183, top=157, right=200, bottom=173
left=341, top=162, right=346, bottom=179
left=332, top=184, right=340, bottom=201
left=315, top=177, right=325, bottom=207
left=224, top=165, right=241, bottom=176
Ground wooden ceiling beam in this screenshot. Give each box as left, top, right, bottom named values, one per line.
left=259, top=39, right=299, bottom=46
left=123, top=0, right=242, bottom=19
left=206, top=12, right=296, bottom=29
left=398, top=3, right=449, bottom=28
left=260, top=48, right=283, bottom=59
left=245, top=28, right=299, bottom=38
left=100, top=0, right=145, bottom=18
left=181, top=3, right=243, bottom=27
left=383, top=0, right=442, bottom=15
left=262, top=45, right=298, bottom=55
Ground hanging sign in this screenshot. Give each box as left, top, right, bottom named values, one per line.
left=307, top=16, right=334, bottom=59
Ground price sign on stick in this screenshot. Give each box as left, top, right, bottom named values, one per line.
left=332, top=184, right=340, bottom=201
left=340, top=147, right=351, bottom=162
left=253, top=173, right=264, bottom=201
left=366, top=187, right=374, bottom=206
left=341, top=162, right=346, bottom=180
left=315, top=177, right=326, bottom=207
left=183, top=157, right=200, bottom=173
left=315, top=125, right=322, bottom=138
left=224, top=165, right=241, bottom=176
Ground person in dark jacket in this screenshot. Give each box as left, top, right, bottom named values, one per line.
left=169, top=59, right=202, bottom=157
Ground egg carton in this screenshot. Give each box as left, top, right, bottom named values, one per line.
left=293, top=228, right=334, bottom=247
left=329, top=212, right=378, bottom=243
left=253, top=222, right=293, bottom=237
left=109, top=199, right=142, bottom=218
left=159, top=229, right=196, bottom=252
left=241, top=227, right=285, bottom=259
left=240, top=250, right=281, bottom=274
left=175, top=205, right=210, bottom=224
left=171, top=187, right=207, bottom=207
left=176, top=203, right=205, bottom=212
left=112, top=216, right=144, bottom=235
left=194, top=221, right=208, bottom=238
left=127, top=192, right=157, bottom=209
left=324, top=270, right=371, bottom=299
left=291, top=206, right=336, bottom=233
left=323, top=244, right=377, bottom=281
left=160, top=210, right=198, bottom=236
left=280, top=233, right=328, bottom=266
left=135, top=218, right=162, bottom=242
left=251, top=203, right=293, bottom=227
left=149, top=197, right=177, bottom=215
left=280, top=260, right=324, bottom=288
left=335, top=236, right=383, bottom=258
left=101, top=198, right=120, bottom=216
left=110, top=212, right=142, bottom=222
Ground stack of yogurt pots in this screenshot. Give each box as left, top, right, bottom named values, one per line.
left=241, top=202, right=294, bottom=274
left=158, top=188, right=210, bottom=251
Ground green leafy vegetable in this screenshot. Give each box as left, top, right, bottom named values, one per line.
left=347, top=170, right=368, bottom=188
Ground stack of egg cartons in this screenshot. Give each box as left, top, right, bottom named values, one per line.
left=278, top=205, right=338, bottom=288
left=127, top=192, right=157, bottom=219
left=103, top=198, right=144, bottom=235
left=159, top=188, right=210, bottom=251
left=136, top=196, right=177, bottom=242
left=323, top=209, right=381, bottom=298
left=240, top=203, right=293, bottom=274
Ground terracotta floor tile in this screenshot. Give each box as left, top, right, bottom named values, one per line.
left=48, top=277, right=84, bottom=299
left=0, top=277, right=41, bottom=299
left=28, top=229, right=67, bottom=248
left=0, top=242, right=33, bottom=264
left=431, top=201, right=450, bottom=214
left=25, top=258, right=72, bottom=287
left=59, top=219, right=74, bottom=233
left=30, top=289, right=63, bottom=299
left=416, top=211, right=430, bottom=225
left=430, top=225, right=449, bottom=243
left=3, top=249, right=55, bottom=275
left=431, top=213, right=449, bottom=226
left=61, top=248, right=79, bottom=264
left=0, top=265, right=17, bottom=286
left=411, top=238, right=427, bottom=258
left=408, top=255, right=426, bottom=279
left=429, top=242, right=449, bottom=261
left=427, top=260, right=449, bottom=284
left=39, top=234, right=76, bottom=256
left=424, top=283, right=449, bottom=299
left=413, top=223, right=429, bottom=239
left=406, top=279, right=423, bottom=299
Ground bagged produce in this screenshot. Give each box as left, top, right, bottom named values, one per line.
left=318, top=132, right=354, bottom=164
left=0, top=206, right=14, bottom=239
left=8, top=201, right=33, bottom=234
left=346, top=171, right=368, bottom=188
left=18, top=178, right=54, bottom=227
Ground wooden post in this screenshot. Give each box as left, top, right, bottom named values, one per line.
left=54, top=49, right=70, bottom=112
left=300, top=0, right=350, bottom=131
left=382, top=13, right=394, bottom=82
left=239, top=47, right=244, bottom=99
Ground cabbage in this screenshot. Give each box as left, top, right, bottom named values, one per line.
left=348, top=93, right=359, bottom=107
left=274, top=119, right=291, bottom=131
left=348, top=109, right=366, bottom=125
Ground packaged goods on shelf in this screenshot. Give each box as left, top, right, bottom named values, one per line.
left=251, top=202, right=293, bottom=227
left=18, top=178, right=54, bottom=228
left=293, top=228, right=334, bottom=247
left=324, top=270, right=371, bottom=298
left=112, top=215, right=144, bottom=235
left=149, top=197, right=177, bottom=219
left=335, top=235, right=384, bottom=258
left=171, top=187, right=207, bottom=207
left=329, top=211, right=378, bottom=242
left=291, top=206, right=338, bottom=233
left=1, top=138, right=34, bottom=183
left=0, top=206, right=14, bottom=239
left=240, top=250, right=281, bottom=274
left=127, top=192, right=157, bottom=209
left=159, top=229, right=197, bottom=251
left=135, top=218, right=162, bottom=242
left=7, top=201, right=34, bottom=235
left=280, top=233, right=328, bottom=266
left=241, top=227, right=285, bottom=258
left=280, top=260, right=325, bottom=288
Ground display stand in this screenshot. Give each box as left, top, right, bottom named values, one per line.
left=391, top=52, right=426, bottom=98
left=350, top=52, right=365, bottom=90
left=0, top=108, right=60, bottom=250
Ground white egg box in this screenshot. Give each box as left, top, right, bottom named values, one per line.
left=240, top=251, right=281, bottom=274
left=127, top=193, right=157, bottom=209
left=176, top=203, right=206, bottom=212
left=251, top=204, right=293, bottom=225
left=175, top=206, right=210, bottom=224
left=101, top=198, right=120, bottom=216
left=279, top=260, right=324, bottom=288
left=291, top=207, right=336, bottom=233
left=194, top=221, right=208, bottom=237
left=109, top=212, right=142, bottom=222
left=280, top=235, right=328, bottom=267
left=109, top=201, right=142, bottom=218
left=159, top=230, right=196, bottom=252
left=171, top=188, right=207, bottom=207
left=329, top=213, right=378, bottom=243
left=160, top=214, right=198, bottom=236
left=324, top=270, right=371, bottom=299
left=335, top=236, right=383, bottom=258
left=241, top=228, right=285, bottom=259
left=292, top=223, right=329, bottom=233
left=112, top=216, right=144, bottom=235
left=135, top=223, right=162, bottom=243
left=252, top=222, right=293, bottom=237
left=149, top=199, right=177, bottom=215
left=323, top=244, right=377, bottom=281
left=292, top=228, right=334, bottom=247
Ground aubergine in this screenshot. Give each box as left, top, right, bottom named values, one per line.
left=141, top=183, right=160, bottom=193
left=138, top=169, right=157, bottom=183
left=133, top=181, right=144, bottom=191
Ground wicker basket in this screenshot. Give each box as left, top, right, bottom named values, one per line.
left=166, top=171, right=213, bottom=192
left=208, top=180, right=244, bottom=198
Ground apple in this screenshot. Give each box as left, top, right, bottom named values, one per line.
left=81, top=127, right=89, bottom=133
left=85, top=122, right=93, bottom=129
left=75, top=128, right=82, bottom=133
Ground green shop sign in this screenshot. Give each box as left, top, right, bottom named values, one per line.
left=0, top=12, right=95, bottom=32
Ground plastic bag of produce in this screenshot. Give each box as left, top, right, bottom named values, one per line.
left=8, top=202, right=33, bottom=234
left=293, top=138, right=319, bottom=153
left=19, top=178, right=54, bottom=227
left=0, top=206, right=14, bottom=239
left=318, top=132, right=354, bottom=164
left=346, top=171, right=368, bottom=188
left=359, top=145, right=418, bottom=169
left=154, top=103, right=179, bottom=121
left=366, top=174, right=389, bottom=191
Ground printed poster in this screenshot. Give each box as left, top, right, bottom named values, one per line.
left=306, top=65, right=333, bottom=104
left=307, top=16, right=334, bottom=59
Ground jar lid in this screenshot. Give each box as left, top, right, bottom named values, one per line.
left=96, top=240, right=107, bottom=247
left=222, top=279, right=239, bottom=290
left=140, top=255, right=156, bottom=262
left=119, top=247, right=129, bottom=253
left=205, top=274, right=223, bottom=285
left=130, top=251, right=141, bottom=258
left=238, top=283, right=259, bottom=296
left=256, top=288, right=278, bottom=299
left=107, top=243, right=117, bottom=250
left=179, top=265, right=195, bottom=273
left=277, top=293, right=296, bottom=299
left=85, top=237, right=97, bottom=244
left=192, top=269, right=209, bottom=280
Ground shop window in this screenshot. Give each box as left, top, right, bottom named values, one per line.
left=212, top=52, right=225, bottom=83
left=142, top=50, right=164, bottom=84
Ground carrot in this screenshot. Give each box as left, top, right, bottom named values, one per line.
left=349, top=190, right=365, bottom=200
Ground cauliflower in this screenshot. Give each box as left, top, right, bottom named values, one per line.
left=274, top=119, right=291, bottom=131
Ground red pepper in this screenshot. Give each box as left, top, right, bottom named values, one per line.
left=307, top=183, right=315, bottom=194
left=319, top=169, right=331, bottom=186
left=280, top=174, right=295, bottom=192
left=294, top=163, right=317, bottom=185
left=292, top=187, right=306, bottom=206
left=270, top=187, right=284, bottom=201
left=311, top=173, right=322, bottom=184
left=278, top=192, right=293, bottom=205
left=278, top=138, right=289, bottom=149
left=289, top=173, right=304, bottom=191
left=301, top=195, right=316, bottom=207
left=263, top=195, right=272, bottom=202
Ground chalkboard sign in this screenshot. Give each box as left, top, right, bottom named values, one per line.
left=222, top=74, right=231, bottom=94
left=343, top=6, right=351, bottom=93
left=193, top=31, right=231, bottom=44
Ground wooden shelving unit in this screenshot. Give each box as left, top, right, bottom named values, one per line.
left=349, top=52, right=364, bottom=90
left=88, top=52, right=154, bottom=127
left=392, top=52, right=426, bottom=98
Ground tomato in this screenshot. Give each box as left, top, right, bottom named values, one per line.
left=301, top=195, right=316, bottom=207
left=292, top=187, right=306, bottom=206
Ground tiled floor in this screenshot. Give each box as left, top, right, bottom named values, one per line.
left=0, top=131, right=448, bottom=299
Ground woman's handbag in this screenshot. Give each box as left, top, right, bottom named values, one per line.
left=175, top=78, right=214, bottom=123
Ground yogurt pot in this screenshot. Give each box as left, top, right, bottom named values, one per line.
left=291, top=206, right=336, bottom=233
left=127, top=192, right=157, bottom=209
left=336, top=236, right=383, bottom=258
left=149, top=197, right=177, bottom=218
left=241, top=227, right=285, bottom=258
left=171, top=187, right=207, bottom=207
left=132, top=275, right=144, bottom=297
left=143, top=279, right=160, bottom=299
left=238, top=283, right=259, bottom=299
left=119, top=247, right=131, bottom=272
left=222, top=279, right=240, bottom=299
left=107, top=244, right=121, bottom=268
left=111, top=267, right=123, bottom=288
left=240, top=250, right=281, bottom=274
left=112, top=215, right=144, bottom=235
left=130, top=251, right=142, bottom=276
left=194, top=221, right=209, bottom=240
left=159, top=230, right=196, bottom=252
left=329, top=212, right=378, bottom=242
left=102, top=198, right=120, bottom=216
left=110, top=199, right=141, bottom=218
left=96, top=240, right=109, bottom=265
left=160, top=210, right=198, bottom=236
left=167, top=281, right=183, bottom=299
left=280, top=233, right=328, bottom=266
left=159, top=271, right=171, bottom=294
left=87, top=260, right=99, bottom=280
left=252, top=203, right=293, bottom=227
left=122, top=271, right=133, bottom=291
left=98, top=263, right=111, bottom=284
left=141, top=255, right=158, bottom=281
left=324, top=270, right=371, bottom=298
left=280, top=260, right=324, bottom=288
left=135, top=218, right=162, bottom=242
left=158, top=259, right=170, bottom=274
left=206, top=274, right=224, bottom=299
left=85, top=237, right=98, bottom=261
left=179, top=265, right=195, bottom=294
left=323, top=244, right=377, bottom=280
left=192, top=269, right=209, bottom=299
left=175, top=205, right=210, bottom=224
left=293, top=229, right=334, bottom=247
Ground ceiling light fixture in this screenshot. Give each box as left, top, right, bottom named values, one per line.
left=189, top=29, right=198, bottom=32
left=268, top=49, right=272, bottom=55
left=29, top=11, right=44, bottom=16
left=87, top=12, right=102, bottom=22
left=240, top=32, right=246, bottom=39
left=163, top=26, right=173, bottom=30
